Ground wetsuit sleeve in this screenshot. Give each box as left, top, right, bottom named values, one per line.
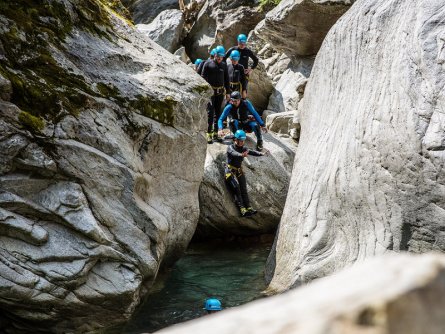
left=218, top=104, right=232, bottom=129
left=223, top=63, right=231, bottom=94
left=228, top=144, right=244, bottom=157
left=249, top=49, right=259, bottom=70
left=197, top=60, right=205, bottom=75
left=246, top=100, right=264, bottom=126
left=240, top=64, right=247, bottom=91
left=224, top=47, right=234, bottom=62
left=247, top=149, right=263, bottom=157
left=201, top=61, right=209, bottom=81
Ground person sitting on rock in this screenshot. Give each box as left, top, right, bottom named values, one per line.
left=224, top=130, right=265, bottom=217
left=224, top=34, right=258, bottom=99
left=217, top=91, right=267, bottom=151
left=202, top=45, right=231, bottom=144
left=203, top=298, right=222, bottom=314
left=227, top=50, right=247, bottom=97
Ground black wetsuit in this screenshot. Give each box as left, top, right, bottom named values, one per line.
left=224, top=46, right=258, bottom=91
left=197, top=57, right=212, bottom=75
left=201, top=59, right=231, bottom=134
left=225, top=144, right=262, bottom=209
left=227, top=62, right=247, bottom=93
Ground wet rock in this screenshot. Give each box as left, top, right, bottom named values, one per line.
left=268, top=0, right=445, bottom=292
left=136, top=9, right=185, bottom=53
left=157, top=254, right=445, bottom=334
left=196, top=133, right=296, bottom=239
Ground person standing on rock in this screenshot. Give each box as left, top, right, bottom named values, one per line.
left=224, top=34, right=258, bottom=99
left=217, top=91, right=267, bottom=151
left=202, top=45, right=231, bottom=144
left=227, top=50, right=247, bottom=96
left=225, top=130, right=265, bottom=217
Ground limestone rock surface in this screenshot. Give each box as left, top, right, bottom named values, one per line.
left=196, top=134, right=296, bottom=239
left=184, top=0, right=264, bottom=60
left=257, top=0, right=355, bottom=57
left=122, top=0, right=179, bottom=23
left=156, top=253, right=445, bottom=334
left=268, top=0, right=445, bottom=293
left=136, top=9, right=185, bottom=53
left=0, top=1, right=210, bottom=332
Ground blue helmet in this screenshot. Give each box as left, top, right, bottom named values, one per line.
left=204, top=298, right=222, bottom=311
left=215, top=45, right=225, bottom=57
left=237, top=34, right=247, bottom=44
left=230, top=50, right=240, bottom=61
left=210, top=48, right=217, bottom=56
left=194, top=58, right=203, bottom=66
left=234, top=130, right=247, bottom=141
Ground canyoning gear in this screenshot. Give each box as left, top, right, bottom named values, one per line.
left=195, top=58, right=203, bottom=66
left=224, top=144, right=263, bottom=211
left=210, top=48, right=217, bottom=56
left=256, top=140, right=263, bottom=151
left=230, top=50, right=241, bottom=61
left=231, top=91, right=242, bottom=101
left=213, top=131, right=223, bottom=142
left=215, top=45, right=226, bottom=57
left=202, top=59, right=231, bottom=134
left=237, top=34, right=247, bottom=44
left=240, top=207, right=250, bottom=217
left=224, top=46, right=258, bottom=92
left=246, top=207, right=258, bottom=215
left=204, top=298, right=222, bottom=311
left=228, top=62, right=247, bottom=93
left=206, top=132, right=213, bottom=144
left=234, top=129, right=247, bottom=140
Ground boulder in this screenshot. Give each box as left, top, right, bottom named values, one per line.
left=267, top=0, right=445, bottom=293
left=257, top=0, right=356, bottom=57
left=266, top=111, right=296, bottom=136
left=184, top=0, right=264, bottom=60
left=156, top=253, right=445, bottom=334
left=0, top=73, right=11, bottom=101
left=174, top=46, right=191, bottom=64
left=196, top=133, right=296, bottom=239
left=267, top=69, right=307, bottom=113
left=122, top=0, right=179, bottom=24
left=136, top=9, right=185, bottom=53
left=0, top=1, right=211, bottom=332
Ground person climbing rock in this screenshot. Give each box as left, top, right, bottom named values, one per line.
left=227, top=50, right=247, bottom=97
left=197, top=48, right=216, bottom=75
left=217, top=91, right=267, bottom=151
left=224, top=34, right=258, bottom=99
left=203, top=298, right=222, bottom=314
left=224, top=130, right=265, bottom=217
left=201, top=45, right=231, bottom=144
left=194, top=58, right=203, bottom=71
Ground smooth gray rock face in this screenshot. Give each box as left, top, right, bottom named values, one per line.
left=258, top=0, right=355, bottom=57
left=184, top=0, right=264, bottom=60
left=196, top=134, right=296, bottom=239
left=266, top=111, right=300, bottom=139
left=0, top=1, right=210, bottom=332
left=156, top=253, right=445, bottom=334
left=122, top=0, right=179, bottom=23
left=268, top=0, right=445, bottom=293
left=267, top=69, right=307, bottom=113
left=136, top=9, right=185, bottom=53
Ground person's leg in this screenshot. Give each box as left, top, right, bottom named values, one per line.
left=238, top=173, right=257, bottom=215
left=248, top=121, right=263, bottom=150
left=213, top=94, right=224, bottom=141
left=225, top=169, right=245, bottom=213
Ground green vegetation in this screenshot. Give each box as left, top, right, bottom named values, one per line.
left=192, top=84, right=212, bottom=95
left=129, top=95, right=177, bottom=125
left=259, top=0, right=281, bottom=12
left=18, top=111, right=45, bottom=132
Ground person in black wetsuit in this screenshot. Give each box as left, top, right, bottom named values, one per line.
left=197, top=48, right=216, bottom=75
left=202, top=45, right=231, bottom=143
left=224, top=33, right=258, bottom=99
left=227, top=50, right=247, bottom=97
left=225, top=129, right=265, bottom=217
left=218, top=91, right=267, bottom=151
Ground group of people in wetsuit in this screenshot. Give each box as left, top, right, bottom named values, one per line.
left=194, top=34, right=268, bottom=218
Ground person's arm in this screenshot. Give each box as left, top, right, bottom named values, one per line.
left=218, top=104, right=231, bottom=130
left=240, top=64, right=247, bottom=92
left=201, top=61, right=209, bottom=81
left=224, top=47, right=234, bottom=63
left=245, top=100, right=265, bottom=127
left=228, top=144, right=244, bottom=157
left=197, top=60, right=205, bottom=75
left=249, top=49, right=259, bottom=70
left=247, top=149, right=264, bottom=157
